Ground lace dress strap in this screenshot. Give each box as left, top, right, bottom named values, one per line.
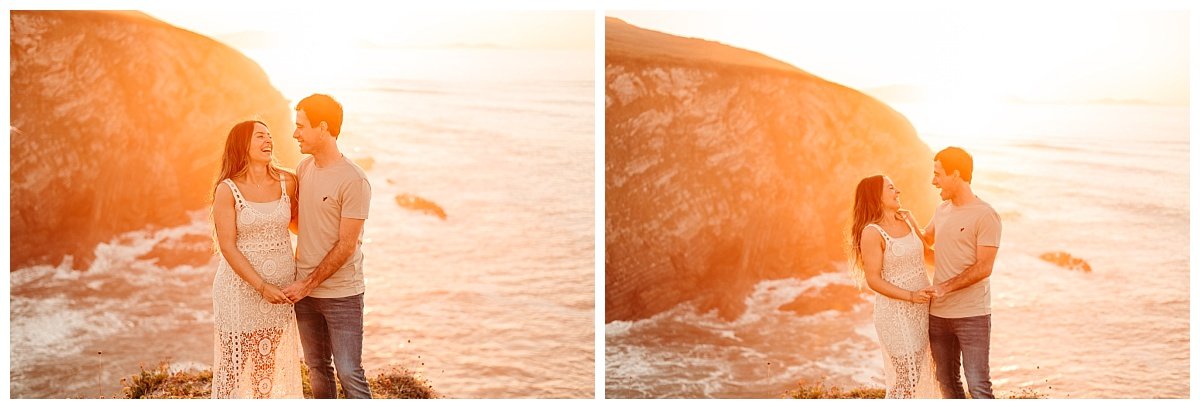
left=866, top=223, right=892, bottom=243
left=278, top=175, right=289, bottom=203
left=224, top=179, right=247, bottom=210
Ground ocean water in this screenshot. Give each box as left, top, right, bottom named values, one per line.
left=10, top=48, right=596, bottom=398
left=604, top=103, right=1189, bottom=398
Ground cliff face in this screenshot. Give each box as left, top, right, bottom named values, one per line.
left=10, top=11, right=299, bottom=269
left=605, top=18, right=937, bottom=322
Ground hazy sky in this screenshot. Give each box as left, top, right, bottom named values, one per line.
left=143, top=9, right=594, bottom=50
left=608, top=10, right=1190, bottom=105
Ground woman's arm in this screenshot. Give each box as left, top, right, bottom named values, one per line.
left=213, top=183, right=290, bottom=304
left=898, top=209, right=934, bottom=248
left=861, top=226, right=932, bottom=303
left=284, top=171, right=299, bottom=235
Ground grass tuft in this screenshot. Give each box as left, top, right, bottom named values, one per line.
left=118, top=360, right=439, bottom=399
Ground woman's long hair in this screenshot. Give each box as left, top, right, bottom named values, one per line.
left=210, top=120, right=286, bottom=252
left=847, top=175, right=885, bottom=288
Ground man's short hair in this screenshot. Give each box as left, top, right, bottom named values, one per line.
left=296, top=94, right=343, bottom=137
left=935, top=146, right=973, bottom=183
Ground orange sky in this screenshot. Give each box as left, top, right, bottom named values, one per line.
left=608, top=9, right=1190, bottom=106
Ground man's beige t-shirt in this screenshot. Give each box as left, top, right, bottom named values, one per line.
left=296, top=155, right=371, bottom=298
left=927, top=197, right=1001, bottom=318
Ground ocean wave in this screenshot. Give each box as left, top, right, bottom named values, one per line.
left=9, top=297, right=92, bottom=364
left=367, top=85, right=452, bottom=96
left=456, top=101, right=593, bottom=120
left=604, top=319, right=636, bottom=337
left=12, top=210, right=214, bottom=289
left=605, top=271, right=880, bottom=397
left=1011, top=140, right=1089, bottom=153
left=10, top=211, right=219, bottom=397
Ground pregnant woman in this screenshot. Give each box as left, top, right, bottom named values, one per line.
left=847, top=174, right=938, bottom=399
left=210, top=120, right=302, bottom=398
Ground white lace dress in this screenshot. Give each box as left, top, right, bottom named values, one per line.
left=867, top=223, right=938, bottom=399
left=212, top=178, right=303, bottom=398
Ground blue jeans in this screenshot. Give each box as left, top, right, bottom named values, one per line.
left=928, top=314, right=993, bottom=399
left=295, top=293, right=371, bottom=399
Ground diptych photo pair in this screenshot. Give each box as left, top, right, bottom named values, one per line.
left=5, top=3, right=1193, bottom=401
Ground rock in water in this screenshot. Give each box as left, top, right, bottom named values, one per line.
left=605, top=18, right=938, bottom=322
left=778, top=284, right=865, bottom=316
left=1039, top=251, right=1092, bottom=272
left=395, top=194, right=448, bottom=220
left=10, top=11, right=298, bottom=269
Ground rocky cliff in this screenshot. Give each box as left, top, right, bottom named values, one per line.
left=605, top=17, right=937, bottom=322
left=10, top=11, right=299, bottom=269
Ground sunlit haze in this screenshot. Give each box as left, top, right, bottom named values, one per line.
left=139, top=9, right=594, bottom=104
left=144, top=10, right=593, bottom=50
left=607, top=10, right=1189, bottom=106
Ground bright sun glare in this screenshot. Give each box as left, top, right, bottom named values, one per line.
left=607, top=10, right=1188, bottom=107
left=141, top=9, right=593, bottom=102
left=606, top=9, right=1187, bottom=145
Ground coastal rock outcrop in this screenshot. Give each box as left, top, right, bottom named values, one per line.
left=605, top=17, right=937, bottom=322
left=10, top=11, right=298, bottom=269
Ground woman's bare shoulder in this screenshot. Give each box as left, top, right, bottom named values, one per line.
left=214, top=180, right=233, bottom=196
left=213, top=181, right=235, bottom=209
left=860, top=224, right=885, bottom=248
